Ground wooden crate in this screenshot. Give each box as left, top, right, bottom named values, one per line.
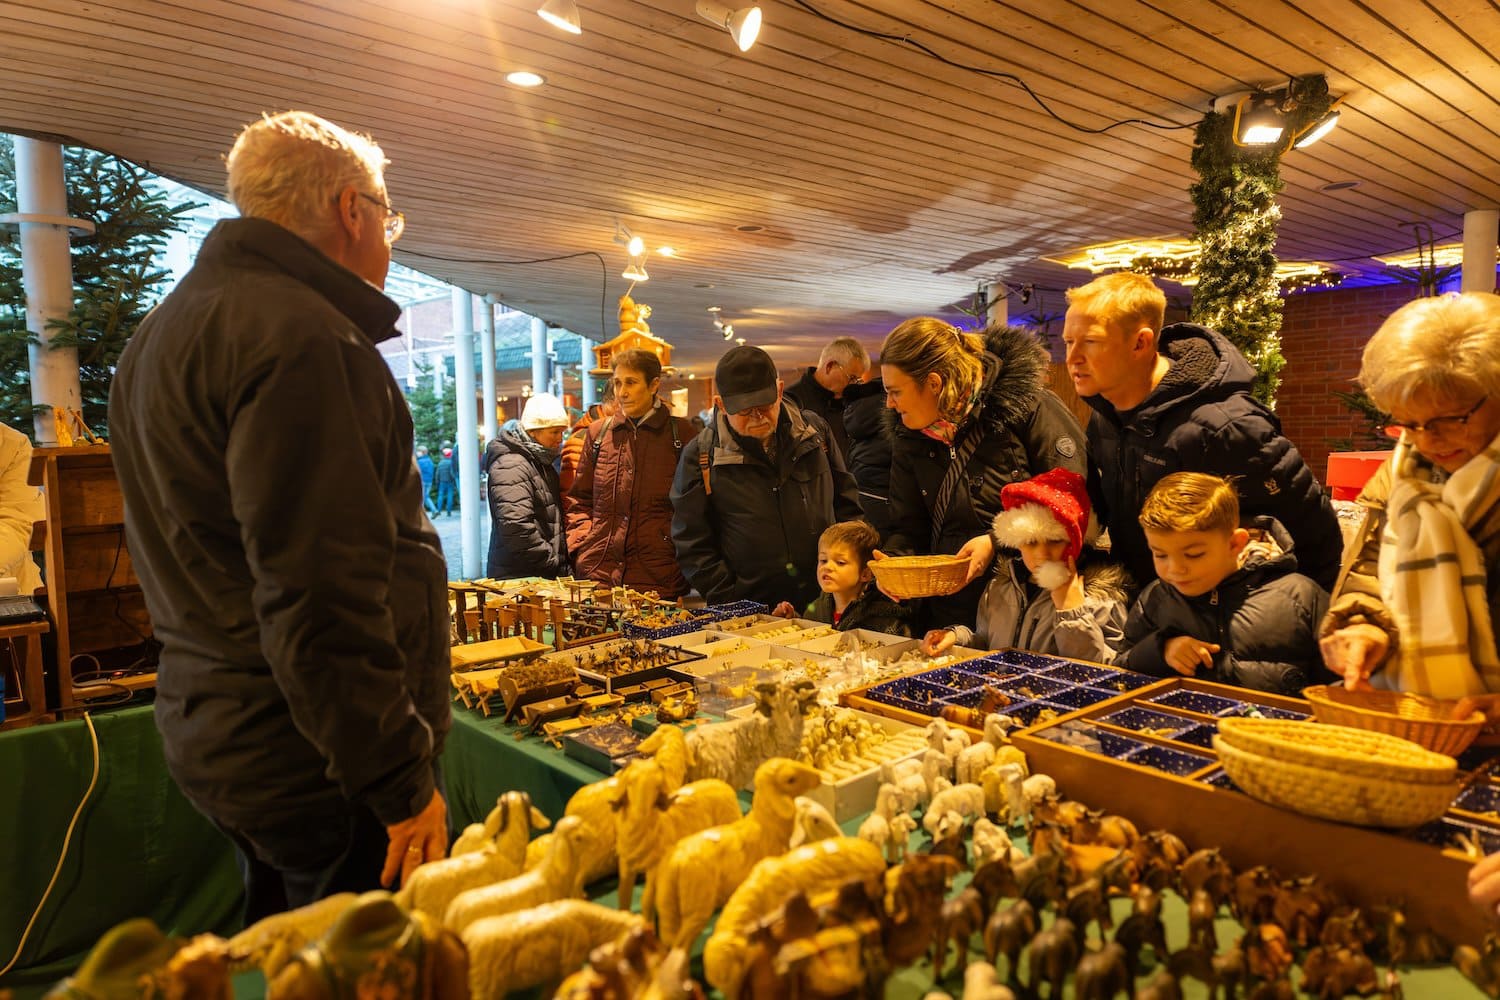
left=1009, top=675, right=1487, bottom=946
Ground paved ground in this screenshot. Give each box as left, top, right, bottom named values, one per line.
left=427, top=500, right=490, bottom=581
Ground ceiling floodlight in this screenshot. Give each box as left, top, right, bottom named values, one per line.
left=538, top=0, right=582, bottom=34
left=506, top=71, right=545, bottom=87
left=1293, top=103, right=1343, bottom=148
left=1234, top=91, right=1285, bottom=146
left=657, top=246, right=676, bottom=257
left=622, top=255, right=649, bottom=282
left=627, top=235, right=645, bottom=256
left=695, top=0, right=761, bottom=52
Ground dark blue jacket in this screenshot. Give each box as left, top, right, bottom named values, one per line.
left=485, top=421, right=568, bottom=579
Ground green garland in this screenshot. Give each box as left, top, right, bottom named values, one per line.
left=1188, top=75, right=1334, bottom=408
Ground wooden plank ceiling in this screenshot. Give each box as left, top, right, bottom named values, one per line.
left=2, top=0, right=1498, bottom=373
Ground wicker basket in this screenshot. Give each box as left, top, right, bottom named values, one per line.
left=1214, top=736, right=1457, bottom=828
left=1302, top=684, right=1486, bottom=756
left=1216, top=717, right=1457, bottom=784
left=869, top=554, right=970, bottom=599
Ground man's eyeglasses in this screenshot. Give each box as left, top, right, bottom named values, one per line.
left=733, top=401, right=778, bottom=420
left=357, top=192, right=405, bottom=244
left=1382, top=396, right=1488, bottom=439
left=831, top=359, right=866, bottom=384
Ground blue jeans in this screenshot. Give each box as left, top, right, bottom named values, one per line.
left=435, top=482, right=455, bottom=514
left=422, top=485, right=437, bottom=514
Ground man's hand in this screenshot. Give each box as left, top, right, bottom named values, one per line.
left=955, top=534, right=995, bottom=586
left=1318, top=624, right=1389, bottom=691
left=922, top=628, right=957, bottom=657
left=1453, top=694, right=1500, bottom=726
left=381, top=789, right=448, bottom=889
left=771, top=601, right=797, bottom=618
left=1163, top=637, right=1219, bottom=677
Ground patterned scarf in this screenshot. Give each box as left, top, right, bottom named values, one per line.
left=919, top=387, right=982, bottom=445
left=1377, top=428, right=1500, bottom=696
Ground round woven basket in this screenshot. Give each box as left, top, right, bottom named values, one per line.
left=1301, top=684, right=1485, bottom=756
left=1214, top=736, right=1456, bottom=827
left=1216, top=717, right=1456, bottom=784
left=870, top=554, right=970, bottom=599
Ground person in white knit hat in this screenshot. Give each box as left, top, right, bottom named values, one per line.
left=484, top=393, right=571, bottom=579
left=922, top=467, right=1128, bottom=662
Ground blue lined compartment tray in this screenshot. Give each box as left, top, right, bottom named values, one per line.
left=1049, top=685, right=1119, bottom=710
left=1096, top=705, right=1196, bottom=737
left=912, top=667, right=994, bottom=692
left=861, top=676, right=953, bottom=717
left=976, top=649, right=1072, bottom=673
left=1001, top=699, right=1071, bottom=727
left=995, top=675, right=1072, bottom=700
left=1144, top=689, right=1247, bottom=717
left=1040, top=662, right=1120, bottom=686
left=1129, top=744, right=1215, bottom=776
left=1221, top=702, right=1311, bottom=721
left=1091, top=671, right=1159, bottom=693
left=621, top=608, right=719, bottom=640
left=1172, top=723, right=1218, bottom=749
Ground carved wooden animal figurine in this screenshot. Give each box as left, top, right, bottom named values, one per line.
left=931, top=887, right=985, bottom=978
left=923, top=779, right=985, bottom=835
left=985, top=762, right=1028, bottom=828
left=451, top=789, right=551, bottom=857
left=1063, top=880, right=1113, bottom=945
left=556, top=924, right=705, bottom=1000
left=1367, top=904, right=1446, bottom=965
left=1187, top=887, right=1218, bottom=952
left=1131, top=829, right=1191, bottom=891
left=399, top=793, right=552, bottom=920
left=1271, top=874, right=1336, bottom=948
left=883, top=853, right=963, bottom=966
left=1231, top=865, right=1280, bottom=924
left=1074, top=940, right=1131, bottom=1000
left=888, top=813, right=918, bottom=862
left=959, top=960, right=1019, bottom=1000
left=970, top=854, right=1021, bottom=916
left=228, top=894, right=358, bottom=979
left=856, top=783, right=901, bottom=860
left=924, top=717, right=970, bottom=771
left=268, top=892, right=467, bottom=1000
left=445, top=814, right=593, bottom=932
left=47, top=920, right=233, bottom=1000
left=1137, top=968, right=1184, bottom=1000
left=1320, top=908, right=1373, bottom=952
left=971, top=816, right=1011, bottom=869
left=685, top=681, right=817, bottom=789
left=1244, top=924, right=1295, bottom=983
left=655, top=757, right=824, bottom=949
left=613, top=758, right=740, bottom=920
left=956, top=713, right=1015, bottom=784
left=789, top=796, right=840, bottom=847
left=984, top=899, right=1037, bottom=982
left=1020, top=774, right=1058, bottom=814
left=1177, top=847, right=1234, bottom=907
left=1012, top=849, right=1067, bottom=910
left=1024, top=917, right=1078, bottom=999
left=1072, top=809, right=1140, bottom=850
left=1165, top=944, right=1219, bottom=997
left=1112, top=888, right=1168, bottom=982
left=1454, top=934, right=1500, bottom=999
left=461, top=899, right=644, bottom=997
left=1301, top=945, right=1378, bottom=999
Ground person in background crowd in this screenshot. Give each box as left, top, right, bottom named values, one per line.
left=774, top=520, right=911, bottom=635
left=108, top=110, right=449, bottom=917
left=924, top=468, right=1127, bottom=663
left=841, top=372, right=895, bottom=538
left=559, top=385, right=614, bottom=495
left=484, top=393, right=570, bottom=580
left=567, top=349, right=690, bottom=597
left=673, top=345, right=863, bottom=610
left=1119, top=473, right=1329, bottom=696
left=1320, top=292, right=1500, bottom=700
left=415, top=445, right=437, bottom=515
left=0, top=423, right=44, bottom=594
left=434, top=447, right=456, bottom=516
left=784, top=335, right=871, bottom=459
left=879, top=318, right=1087, bottom=630
left=1064, top=271, right=1341, bottom=594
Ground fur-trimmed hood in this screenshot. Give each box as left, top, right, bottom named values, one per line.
left=882, top=322, right=1052, bottom=442
left=1084, top=322, right=1254, bottom=430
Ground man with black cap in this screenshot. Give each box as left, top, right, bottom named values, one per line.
left=671, top=345, right=863, bottom=610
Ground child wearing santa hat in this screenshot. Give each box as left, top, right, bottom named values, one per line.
left=922, top=467, right=1129, bottom=661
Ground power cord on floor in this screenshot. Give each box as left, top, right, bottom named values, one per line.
left=0, top=711, right=101, bottom=977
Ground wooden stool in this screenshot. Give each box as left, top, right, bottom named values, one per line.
left=1, top=617, right=52, bottom=730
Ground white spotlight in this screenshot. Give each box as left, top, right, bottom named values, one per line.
left=695, top=0, right=761, bottom=52
left=538, top=0, right=582, bottom=34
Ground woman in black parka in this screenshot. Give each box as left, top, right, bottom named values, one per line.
left=484, top=393, right=570, bottom=579
left=879, top=318, right=1088, bottom=631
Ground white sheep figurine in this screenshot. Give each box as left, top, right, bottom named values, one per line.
left=398, top=791, right=550, bottom=920
left=653, top=757, right=824, bottom=949
left=227, top=892, right=357, bottom=978
left=856, top=783, right=901, bottom=861
left=887, top=813, right=918, bottom=862
left=445, top=814, right=593, bottom=933
left=789, top=795, right=841, bottom=847
left=964, top=961, right=1020, bottom=999
left=971, top=816, right=1011, bottom=869
left=451, top=789, right=549, bottom=857
left=460, top=898, right=644, bottom=998
left=955, top=713, right=1013, bottom=785
left=924, top=717, right=971, bottom=770
left=1021, top=772, right=1058, bottom=812
left=613, top=758, right=741, bottom=922
left=923, top=778, right=985, bottom=835
left=685, top=680, right=817, bottom=789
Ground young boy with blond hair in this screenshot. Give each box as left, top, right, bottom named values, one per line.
left=774, top=520, right=911, bottom=636
left=1119, top=472, right=1330, bottom=695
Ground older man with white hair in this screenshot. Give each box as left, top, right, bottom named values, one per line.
left=109, top=111, right=449, bottom=919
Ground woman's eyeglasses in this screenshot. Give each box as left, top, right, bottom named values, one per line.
left=357, top=192, right=406, bottom=244
left=1382, top=396, right=1487, bottom=439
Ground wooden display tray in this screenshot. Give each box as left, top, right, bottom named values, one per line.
left=450, top=635, right=551, bottom=670
left=1007, top=674, right=1488, bottom=946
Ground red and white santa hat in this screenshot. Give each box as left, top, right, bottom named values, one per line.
left=990, top=467, right=1095, bottom=563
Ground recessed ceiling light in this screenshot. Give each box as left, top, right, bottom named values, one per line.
left=507, top=71, right=545, bottom=87
left=1320, top=180, right=1361, bottom=192
left=707, top=305, right=722, bottom=313
left=657, top=246, right=676, bottom=257
left=735, top=224, right=765, bottom=233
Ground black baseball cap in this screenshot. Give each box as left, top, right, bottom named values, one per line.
left=715, top=345, right=779, bottom=414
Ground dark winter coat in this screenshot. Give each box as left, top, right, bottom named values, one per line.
left=806, top=585, right=913, bottom=637
left=884, top=324, right=1088, bottom=629
left=1084, top=323, right=1342, bottom=593
left=671, top=406, right=864, bottom=610
left=485, top=421, right=568, bottom=579
left=417, top=453, right=435, bottom=489
left=1119, top=518, right=1332, bottom=696
left=948, top=551, right=1130, bottom=664
left=785, top=367, right=850, bottom=459
left=566, top=401, right=690, bottom=597
left=841, top=378, right=894, bottom=538
left=108, top=217, right=449, bottom=830
left=435, top=456, right=456, bottom=485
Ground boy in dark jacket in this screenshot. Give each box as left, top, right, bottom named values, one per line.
left=776, top=520, right=911, bottom=636
left=1119, top=472, right=1330, bottom=696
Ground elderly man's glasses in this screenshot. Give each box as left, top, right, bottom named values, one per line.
left=733, top=401, right=778, bottom=420
left=1382, top=396, right=1488, bottom=439
left=831, top=359, right=866, bottom=384
left=357, top=192, right=406, bottom=244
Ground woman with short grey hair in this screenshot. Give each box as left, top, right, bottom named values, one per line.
left=1320, top=291, right=1500, bottom=698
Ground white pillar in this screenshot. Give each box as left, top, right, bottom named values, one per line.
left=1461, top=209, right=1500, bottom=293
left=401, top=310, right=416, bottom=390
left=480, top=296, right=497, bottom=444
left=530, top=317, right=549, bottom=397
left=983, top=280, right=1008, bottom=326
left=13, top=139, right=84, bottom=444
left=452, top=288, right=482, bottom=579
left=579, top=337, right=598, bottom=406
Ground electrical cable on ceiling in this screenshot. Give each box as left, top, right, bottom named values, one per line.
left=789, top=0, right=1198, bottom=134
left=398, top=248, right=611, bottom=340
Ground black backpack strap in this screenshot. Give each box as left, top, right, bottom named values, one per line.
left=590, top=416, right=613, bottom=459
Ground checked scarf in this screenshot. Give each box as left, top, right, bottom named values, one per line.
left=1377, top=429, right=1500, bottom=696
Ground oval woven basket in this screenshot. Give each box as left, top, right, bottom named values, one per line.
left=1301, top=684, right=1485, bottom=757
left=1214, top=737, right=1457, bottom=828
left=1216, top=717, right=1456, bottom=784
left=870, top=554, right=970, bottom=599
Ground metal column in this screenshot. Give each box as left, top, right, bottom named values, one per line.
left=579, top=336, right=598, bottom=407
left=452, top=288, right=481, bottom=579
left=480, top=295, right=498, bottom=443
left=530, top=317, right=549, bottom=397
left=1461, top=209, right=1499, bottom=293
